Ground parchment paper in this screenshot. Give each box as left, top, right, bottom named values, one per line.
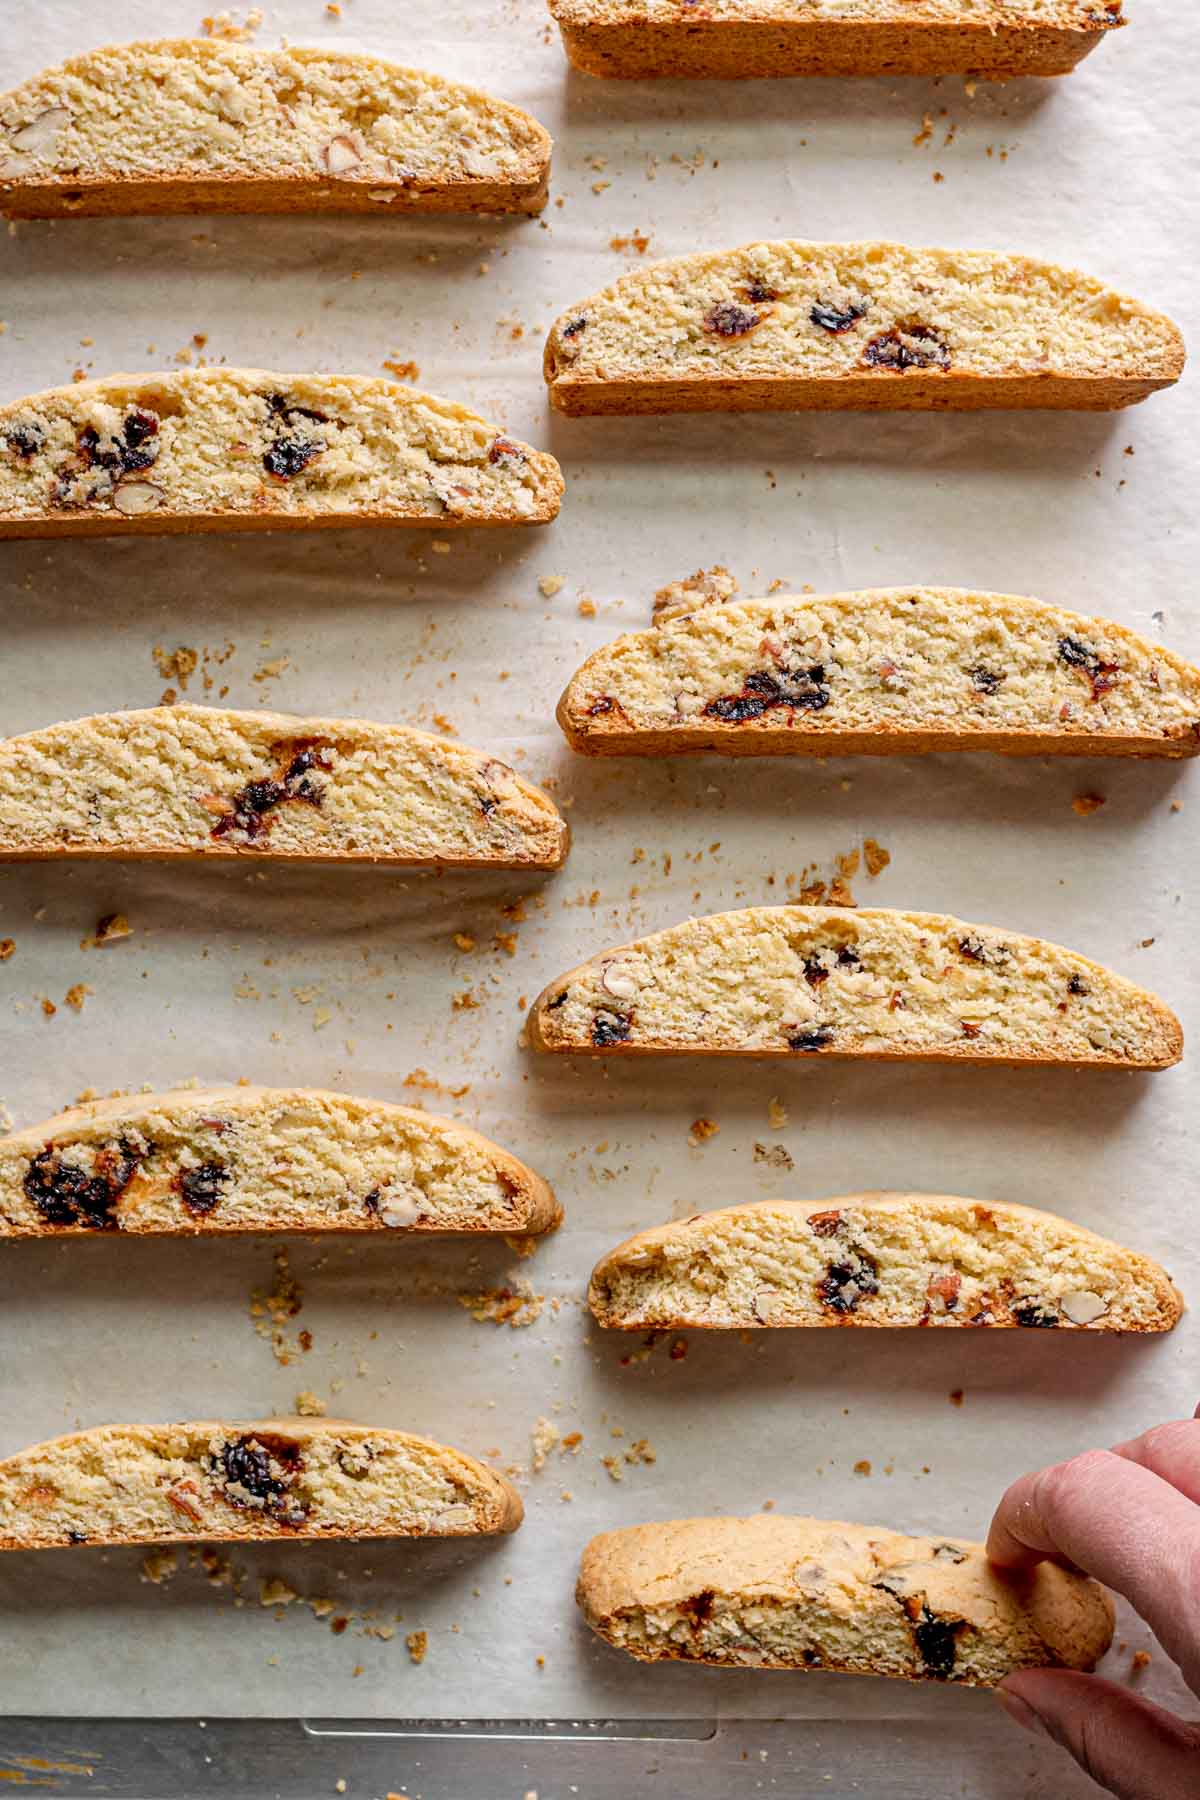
left=0, top=0, right=1196, bottom=1741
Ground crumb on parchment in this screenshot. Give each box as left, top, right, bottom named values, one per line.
left=458, top=1284, right=544, bottom=1329
left=406, top=1630, right=428, bottom=1665
left=687, top=1117, right=719, bottom=1147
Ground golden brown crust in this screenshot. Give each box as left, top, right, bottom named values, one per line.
left=577, top=1515, right=1114, bottom=1683
left=0, top=170, right=551, bottom=220
left=0, top=1086, right=562, bottom=1238
left=587, top=1193, right=1184, bottom=1332
left=557, top=588, right=1200, bottom=759
left=527, top=906, right=1184, bottom=1070
left=0, top=1418, right=524, bottom=1550
left=0, top=705, right=570, bottom=869
left=550, top=12, right=1119, bottom=80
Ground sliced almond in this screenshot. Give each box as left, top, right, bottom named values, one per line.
left=10, top=107, right=72, bottom=157
left=1060, top=1289, right=1108, bottom=1325
left=379, top=1192, right=422, bottom=1229
left=599, top=962, right=638, bottom=1000
left=113, top=480, right=164, bottom=516
left=322, top=134, right=363, bottom=176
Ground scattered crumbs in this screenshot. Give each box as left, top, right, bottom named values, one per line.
left=853, top=1460, right=872, bottom=1477
left=609, top=230, right=651, bottom=254
left=753, top=1141, right=794, bottom=1171
left=688, top=1117, right=720, bottom=1147
left=949, top=1389, right=964, bottom=1407
left=504, top=1234, right=539, bottom=1260
left=494, top=932, right=518, bottom=956
left=260, top=1577, right=299, bottom=1608
left=152, top=644, right=199, bottom=694
left=863, top=837, right=890, bottom=878
left=249, top=1247, right=305, bottom=1365
left=405, top=1630, right=428, bottom=1665
left=335, top=1783, right=347, bottom=1795
left=561, top=1431, right=583, bottom=1455
left=63, top=984, right=93, bottom=1012
left=1139, top=937, right=1155, bottom=949
left=252, top=656, right=290, bottom=684
left=626, top=1438, right=656, bottom=1468
left=913, top=112, right=934, bottom=147
left=1170, top=799, right=1182, bottom=813
left=1071, top=793, right=1106, bottom=816
left=932, top=170, right=944, bottom=183
left=591, top=180, right=611, bottom=195
left=458, top=1284, right=544, bottom=1328
left=669, top=1337, right=688, bottom=1361
left=836, top=847, right=861, bottom=880
left=140, top=1549, right=178, bottom=1585
left=295, top=1391, right=327, bottom=1417
left=762, top=1500, right=775, bottom=1512
left=382, top=359, right=420, bottom=383
left=200, top=7, right=263, bottom=39
left=41, top=997, right=57, bottom=1017
left=652, top=564, right=737, bottom=623
left=402, top=1068, right=470, bottom=1099
left=452, top=988, right=481, bottom=1011
left=1130, top=1649, right=1151, bottom=1675
left=80, top=913, right=132, bottom=951
left=0, top=939, right=14, bottom=962
left=600, top=1454, right=624, bottom=1483
left=454, top=932, right=477, bottom=953
left=531, top=1417, right=560, bottom=1472
left=432, top=712, right=457, bottom=735
left=538, top=575, right=564, bottom=598
left=577, top=598, right=596, bottom=618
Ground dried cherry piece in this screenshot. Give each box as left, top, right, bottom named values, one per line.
left=1067, top=974, right=1090, bottom=997
left=24, top=1136, right=143, bottom=1230
left=178, top=1162, right=230, bottom=1217
left=1057, top=635, right=1120, bottom=701
left=703, top=302, right=762, bottom=339
left=212, top=740, right=333, bottom=841
left=561, top=317, right=587, bottom=339
left=586, top=696, right=616, bottom=717
left=488, top=436, right=525, bottom=465
left=810, top=299, right=868, bottom=335
left=914, top=1607, right=964, bottom=1678
left=545, top=991, right=569, bottom=1011
left=788, top=1027, right=834, bottom=1052
left=263, top=437, right=324, bottom=480
left=592, top=1010, right=632, bottom=1047
left=863, top=323, right=950, bottom=372
left=818, top=1246, right=879, bottom=1313
left=214, top=1433, right=305, bottom=1518
left=1012, top=1299, right=1060, bottom=1328
left=6, top=422, right=44, bottom=459
left=969, top=666, right=1004, bottom=694
left=807, top=1210, right=843, bottom=1238
left=682, top=1588, right=716, bottom=1626
left=742, top=279, right=779, bottom=304
left=835, top=946, right=861, bottom=969
left=803, top=955, right=828, bottom=987
left=704, top=664, right=830, bottom=724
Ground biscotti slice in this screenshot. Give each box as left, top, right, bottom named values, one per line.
left=545, top=240, right=1184, bottom=415
left=0, top=1419, right=522, bottom=1550
left=0, top=704, right=568, bottom=867
left=0, top=368, right=563, bottom=538
left=529, top=907, right=1181, bottom=1068
left=0, top=40, right=551, bottom=218
left=577, top=1516, right=1114, bottom=1684
left=560, top=587, right=1200, bottom=758
left=589, top=1195, right=1181, bottom=1332
left=549, top=0, right=1122, bottom=81
left=0, top=1087, right=560, bottom=1238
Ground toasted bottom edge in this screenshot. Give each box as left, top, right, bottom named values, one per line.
left=529, top=1038, right=1180, bottom=1071
left=591, top=1310, right=1176, bottom=1334
left=547, top=373, right=1174, bottom=416
left=559, top=723, right=1200, bottom=760
left=583, top=1628, right=1010, bottom=1686
left=0, top=173, right=549, bottom=219
left=0, top=506, right=558, bottom=540
left=555, top=18, right=1104, bottom=80
left=0, top=1519, right=515, bottom=1551
left=0, top=843, right=567, bottom=869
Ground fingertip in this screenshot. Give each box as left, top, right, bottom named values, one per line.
left=995, top=1681, right=1051, bottom=1740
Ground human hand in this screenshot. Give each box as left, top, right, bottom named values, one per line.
left=986, top=1407, right=1200, bottom=1798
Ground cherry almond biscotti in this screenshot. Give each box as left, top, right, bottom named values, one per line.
left=577, top=1516, right=1114, bottom=1684
left=559, top=587, right=1200, bottom=758
left=588, top=1195, right=1182, bottom=1332
left=528, top=907, right=1182, bottom=1068
left=544, top=240, right=1184, bottom=415
left=548, top=0, right=1123, bottom=81
left=0, top=705, right=568, bottom=867
left=0, top=1419, right=522, bottom=1549
left=0, top=1087, right=560, bottom=1238
left=0, top=40, right=551, bottom=217
left=0, top=368, right=563, bottom=537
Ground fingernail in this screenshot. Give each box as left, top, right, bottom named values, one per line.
left=996, top=1687, right=1051, bottom=1738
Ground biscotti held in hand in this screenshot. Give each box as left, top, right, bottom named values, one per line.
left=577, top=1515, right=1114, bottom=1684
left=0, top=705, right=568, bottom=867
left=0, top=40, right=551, bottom=217
left=0, top=1420, right=522, bottom=1550
left=0, top=1087, right=560, bottom=1238
left=560, top=587, right=1200, bottom=758
left=589, top=1195, right=1181, bottom=1333
left=529, top=907, right=1182, bottom=1068
left=0, top=368, right=562, bottom=537
left=548, top=0, right=1123, bottom=81
left=544, top=240, right=1183, bottom=414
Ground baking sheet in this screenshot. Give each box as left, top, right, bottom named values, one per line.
left=0, top=0, right=1196, bottom=1746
